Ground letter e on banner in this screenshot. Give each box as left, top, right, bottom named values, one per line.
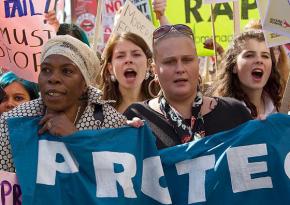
left=227, top=144, right=273, bottom=193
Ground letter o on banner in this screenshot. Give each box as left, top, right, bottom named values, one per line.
left=284, top=152, right=290, bottom=178
left=14, top=51, right=29, bottom=69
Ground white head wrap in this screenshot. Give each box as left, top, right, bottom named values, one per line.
left=40, top=35, right=100, bottom=86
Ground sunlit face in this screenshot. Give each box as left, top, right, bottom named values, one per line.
left=39, top=54, right=86, bottom=113
left=154, top=36, right=199, bottom=101
left=235, top=39, right=272, bottom=92
left=108, top=39, right=148, bottom=91
left=0, top=82, right=31, bottom=114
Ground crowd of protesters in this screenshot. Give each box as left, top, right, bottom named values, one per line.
left=0, top=0, right=289, bottom=175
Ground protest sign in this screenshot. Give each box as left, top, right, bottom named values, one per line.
left=71, top=0, right=99, bottom=45
left=203, top=0, right=238, bottom=4
left=6, top=114, right=290, bottom=205
left=96, top=0, right=125, bottom=51
left=0, top=171, right=22, bottom=205
left=263, top=0, right=290, bottom=39
left=97, top=0, right=152, bottom=52
left=256, top=0, right=290, bottom=47
left=130, top=0, right=152, bottom=20
left=110, top=0, right=155, bottom=50
left=152, top=0, right=260, bottom=56
left=0, top=0, right=56, bottom=82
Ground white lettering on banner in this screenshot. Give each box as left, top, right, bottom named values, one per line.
left=92, top=151, right=137, bottom=198
left=142, top=156, right=172, bottom=204
left=36, top=140, right=79, bottom=185
left=227, top=144, right=273, bottom=193
left=176, top=155, right=215, bottom=203
left=284, top=152, right=290, bottom=179
left=35, top=141, right=290, bottom=201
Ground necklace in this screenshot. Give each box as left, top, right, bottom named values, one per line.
left=45, top=105, right=82, bottom=125
left=73, top=106, right=82, bottom=125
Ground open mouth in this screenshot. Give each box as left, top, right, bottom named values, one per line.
left=251, top=69, right=264, bottom=79
left=80, top=20, right=94, bottom=32
left=45, top=90, right=65, bottom=97
left=124, top=69, right=137, bottom=79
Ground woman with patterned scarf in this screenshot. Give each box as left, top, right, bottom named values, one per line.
left=124, top=24, right=252, bottom=149
left=0, top=35, right=130, bottom=172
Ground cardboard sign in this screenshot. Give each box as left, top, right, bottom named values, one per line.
left=263, top=0, right=290, bottom=39
left=0, top=0, right=56, bottom=83
left=0, top=171, right=22, bottom=205
left=111, top=0, right=155, bottom=50
left=256, top=0, right=290, bottom=47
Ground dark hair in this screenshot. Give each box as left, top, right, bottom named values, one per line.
left=0, top=86, right=5, bottom=103
left=57, top=23, right=90, bottom=46
left=208, top=30, right=282, bottom=117
left=98, top=32, right=157, bottom=108
left=0, top=72, right=39, bottom=100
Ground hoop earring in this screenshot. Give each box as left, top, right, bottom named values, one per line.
left=148, top=77, right=160, bottom=98
left=110, top=75, right=116, bottom=82
left=144, top=70, right=150, bottom=80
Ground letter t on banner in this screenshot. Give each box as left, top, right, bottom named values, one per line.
left=176, top=155, right=215, bottom=203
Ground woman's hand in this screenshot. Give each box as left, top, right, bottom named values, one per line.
left=203, top=38, right=224, bottom=55
left=44, top=10, right=60, bottom=32
left=152, top=0, right=166, bottom=19
left=127, top=117, right=144, bottom=128
left=38, top=111, right=78, bottom=136
left=152, top=0, right=169, bottom=25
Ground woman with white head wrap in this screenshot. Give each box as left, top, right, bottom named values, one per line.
left=0, top=35, right=127, bottom=172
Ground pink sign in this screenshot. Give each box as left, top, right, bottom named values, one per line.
left=0, top=0, right=56, bottom=83
left=0, top=171, right=22, bottom=205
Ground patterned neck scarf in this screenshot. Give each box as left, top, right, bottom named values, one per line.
left=159, top=91, right=205, bottom=143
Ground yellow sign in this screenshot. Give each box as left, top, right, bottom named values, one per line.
left=152, top=0, right=260, bottom=56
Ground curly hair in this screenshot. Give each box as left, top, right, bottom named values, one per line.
left=97, top=32, right=158, bottom=109
left=208, top=30, right=282, bottom=118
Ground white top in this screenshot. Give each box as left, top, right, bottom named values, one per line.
left=240, top=92, right=276, bottom=117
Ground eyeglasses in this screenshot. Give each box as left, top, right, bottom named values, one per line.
left=153, top=24, right=194, bottom=40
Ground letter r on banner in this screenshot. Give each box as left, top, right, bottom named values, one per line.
left=92, top=151, right=137, bottom=198
left=37, top=140, right=79, bottom=185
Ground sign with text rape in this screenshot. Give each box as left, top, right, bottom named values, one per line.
left=156, top=0, right=260, bottom=56
left=6, top=114, right=290, bottom=205
left=0, top=0, right=56, bottom=83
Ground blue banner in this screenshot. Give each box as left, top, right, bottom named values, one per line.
left=7, top=114, right=290, bottom=205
